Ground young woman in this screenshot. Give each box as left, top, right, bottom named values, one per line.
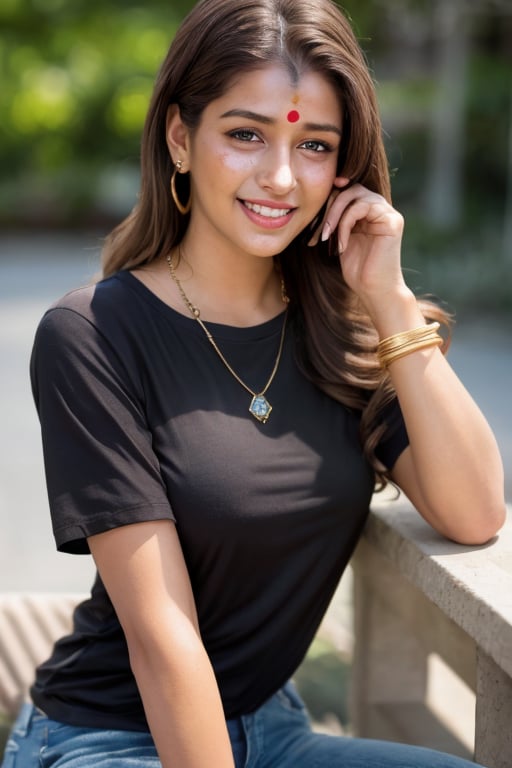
left=3, top=0, right=505, bottom=766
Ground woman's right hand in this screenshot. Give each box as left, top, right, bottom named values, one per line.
left=88, top=520, right=235, bottom=768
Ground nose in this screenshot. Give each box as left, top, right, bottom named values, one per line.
left=257, top=146, right=297, bottom=195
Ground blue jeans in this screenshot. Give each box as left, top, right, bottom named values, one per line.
left=2, top=683, right=486, bottom=767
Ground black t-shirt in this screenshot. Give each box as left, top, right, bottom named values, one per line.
left=29, top=271, right=408, bottom=729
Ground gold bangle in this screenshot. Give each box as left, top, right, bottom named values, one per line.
left=377, top=322, right=442, bottom=368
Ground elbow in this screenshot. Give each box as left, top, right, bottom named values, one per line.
left=122, top=611, right=204, bottom=681
left=475, top=503, right=507, bottom=545
left=447, top=499, right=507, bottom=546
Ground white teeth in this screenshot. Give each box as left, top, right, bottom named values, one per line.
left=244, top=201, right=291, bottom=218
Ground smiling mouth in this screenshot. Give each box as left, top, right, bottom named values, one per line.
left=242, top=201, right=294, bottom=219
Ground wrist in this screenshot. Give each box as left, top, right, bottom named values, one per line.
left=377, top=322, right=442, bottom=368
left=365, top=287, right=424, bottom=340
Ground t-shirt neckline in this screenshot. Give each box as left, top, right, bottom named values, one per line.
left=115, top=270, right=287, bottom=342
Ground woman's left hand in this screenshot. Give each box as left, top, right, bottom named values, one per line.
left=309, top=179, right=407, bottom=316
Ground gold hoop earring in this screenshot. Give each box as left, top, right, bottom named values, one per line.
left=170, top=160, right=191, bottom=215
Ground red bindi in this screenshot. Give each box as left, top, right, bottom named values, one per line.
left=287, top=110, right=300, bottom=123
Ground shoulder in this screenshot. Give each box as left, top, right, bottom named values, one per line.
left=31, top=273, right=148, bottom=408
left=31, top=273, right=148, bottom=393
left=35, top=272, right=141, bottom=346
left=44, top=272, right=133, bottom=323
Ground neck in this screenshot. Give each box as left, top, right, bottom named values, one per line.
left=172, top=237, right=285, bottom=327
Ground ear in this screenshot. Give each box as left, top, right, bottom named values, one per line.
left=166, top=104, right=191, bottom=167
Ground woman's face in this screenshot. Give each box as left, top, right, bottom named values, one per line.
left=171, top=64, right=343, bottom=261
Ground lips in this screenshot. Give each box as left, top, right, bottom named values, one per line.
left=242, top=201, right=293, bottom=219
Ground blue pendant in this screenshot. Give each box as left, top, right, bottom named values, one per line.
left=249, top=394, right=272, bottom=423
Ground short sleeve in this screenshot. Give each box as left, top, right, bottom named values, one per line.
left=30, top=306, right=174, bottom=554
left=374, top=397, right=409, bottom=471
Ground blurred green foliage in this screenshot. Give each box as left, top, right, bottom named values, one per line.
left=295, top=637, right=352, bottom=729
left=0, top=0, right=188, bottom=219
left=0, top=712, right=10, bottom=760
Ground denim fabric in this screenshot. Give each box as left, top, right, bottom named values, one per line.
left=0, top=703, right=159, bottom=768
left=232, top=682, right=485, bottom=768
left=1, top=684, right=486, bottom=768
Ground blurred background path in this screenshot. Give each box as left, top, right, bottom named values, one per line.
left=1, top=232, right=510, bottom=595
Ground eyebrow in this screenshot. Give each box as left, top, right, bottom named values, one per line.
left=220, top=109, right=342, bottom=137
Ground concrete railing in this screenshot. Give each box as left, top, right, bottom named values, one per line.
left=351, top=499, right=512, bottom=768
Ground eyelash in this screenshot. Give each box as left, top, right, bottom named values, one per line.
left=228, top=129, right=334, bottom=153
left=301, top=140, right=332, bottom=153
left=229, top=129, right=260, bottom=142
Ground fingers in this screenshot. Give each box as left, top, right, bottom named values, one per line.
left=307, top=189, right=339, bottom=246
left=336, top=198, right=403, bottom=254
left=308, top=183, right=402, bottom=249
left=307, top=176, right=350, bottom=246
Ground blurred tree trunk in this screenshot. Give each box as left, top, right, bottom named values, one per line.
left=504, top=85, right=512, bottom=264
left=425, top=0, right=471, bottom=229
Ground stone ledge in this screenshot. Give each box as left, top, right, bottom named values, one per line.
left=365, top=499, right=512, bottom=677
left=351, top=499, right=512, bottom=768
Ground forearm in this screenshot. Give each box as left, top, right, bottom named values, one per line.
left=373, top=289, right=505, bottom=542
left=129, top=622, right=235, bottom=768
left=318, top=182, right=505, bottom=540
left=89, top=522, right=236, bottom=768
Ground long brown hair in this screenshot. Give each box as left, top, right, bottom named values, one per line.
left=102, top=0, right=449, bottom=487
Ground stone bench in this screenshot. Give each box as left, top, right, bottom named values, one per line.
left=351, top=499, right=512, bottom=768
left=0, top=593, right=85, bottom=721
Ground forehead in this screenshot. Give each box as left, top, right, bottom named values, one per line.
left=206, top=64, right=342, bottom=124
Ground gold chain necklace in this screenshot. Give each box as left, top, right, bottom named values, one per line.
left=166, top=253, right=288, bottom=424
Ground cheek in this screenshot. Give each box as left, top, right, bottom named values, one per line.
left=304, top=163, right=337, bottom=203
left=217, top=151, right=258, bottom=175
left=198, top=137, right=256, bottom=176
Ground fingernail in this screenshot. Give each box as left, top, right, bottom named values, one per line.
left=321, top=222, right=331, bottom=242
